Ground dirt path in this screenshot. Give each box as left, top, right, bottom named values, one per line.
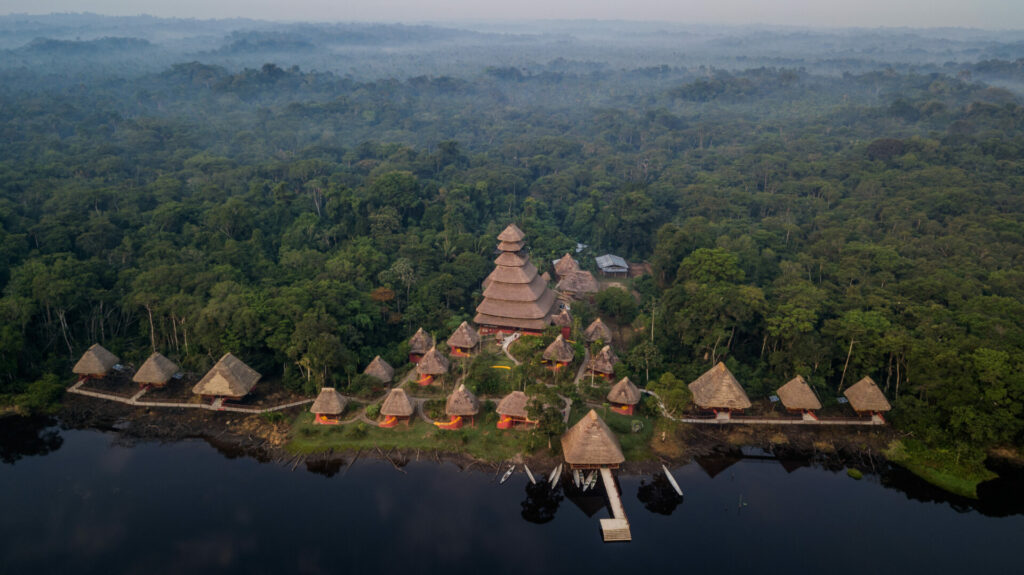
left=501, top=332, right=522, bottom=365
left=573, top=348, right=591, bottom=386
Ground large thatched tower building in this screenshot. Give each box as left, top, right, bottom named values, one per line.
left=474, top=224, right=556, bottom=335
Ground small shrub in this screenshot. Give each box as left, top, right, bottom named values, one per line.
left=365, top=403, right=380, bottom=419
left=347, top=422, right=368, bottom=439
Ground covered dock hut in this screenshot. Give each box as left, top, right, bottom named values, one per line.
left=72, top=343, right=119, bottom=380
left=844, top=376, right=892, bottom=423
left=416, top=346, right=449, bottom=386
left=551, top=309, right=572, bottom=339
left=474, top=224, right=557, bottom=335
left=586, top=345, right=619, bottom=380
left=607, top=377, right=641, bottom=415
left=552, top=253, right=581, bottom=280
left=584, top=317, right=613, bottom=344
left=447, top=321, right=480, bottom=357
left=363, top=355, right=394, bottom=384
left=408, top=328, right=432, bottom=363
left=192, top=353, right=261, bottom=401
left=688, top=362, right=751, bottom=419
left=132, top=352, right=178, bottom=388
left=595, top=254, right=629, bottom=277
left=556, top=270, right=600, bottom=300
left=776, top=375, right=822, bottom=420
left=542, top=334, right=575, bottom=370
left=438, top=384, right=480, bottom=429
left=496, top=390, right=537, bottom=429
left=310, top=387, right=348, bottom=425
left=561, top=410, right=625, bottom=470
left=379, top=387, right=414, bottom=428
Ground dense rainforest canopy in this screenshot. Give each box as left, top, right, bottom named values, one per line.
left=1, top=17, right=1022, bottom=464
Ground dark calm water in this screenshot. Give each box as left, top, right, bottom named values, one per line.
left=1, top=418, right=1022, bottom=575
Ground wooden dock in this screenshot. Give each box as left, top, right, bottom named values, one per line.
left=67, top=381, right=313, bottom=414
left=599, top=468, right=631, bottom=542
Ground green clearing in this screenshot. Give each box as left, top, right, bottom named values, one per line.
left=884, top=439, right=998, bottom=499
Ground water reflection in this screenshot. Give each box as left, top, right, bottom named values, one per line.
left=0, top=416, right=63, bottom=464
left=636, top=472, right=684, bottom=515
left=520, top=481, right=563, bottom=524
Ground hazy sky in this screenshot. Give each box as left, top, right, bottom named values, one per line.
left=2, top=1, right=1023, bottom=29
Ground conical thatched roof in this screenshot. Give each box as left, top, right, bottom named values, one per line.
left=497, top=223, right=526, bottom=243
left=132, top=352, right=178, bottom=385
left=554, top=253, right=581, bottom=278
left=543, top=334, right=576, bottom=363
left=587, top=345, right=619, bottom=375
left=310, top=387, right=347, bottom=415
left=556, top=271, right=599, bottom=294
left=496, top=390, right=530, bottom=418
left=584, top=318, right=612, bottom=343
left=561, top=410, right=625, bottom=467
left=72, top=343, right=119, bottom=375
left=363, top=356, right=394, bottom=383
left=551, top=309, right=572, bottom=327
left=844, top=376, right=891, bottom=412
left=607, top=377, right=641, bottom=406
left=447, top=321, right=480, bottom=349
left=688, top=362, right=751, bottom=410
left=416, top=346, right=450, bottom=376
left=776, top=375, right=821, bottom=411
left=446, top=384, right=480, bottom=416
left=380, top=387, right=414, bottom=417
left=409, top=328, right=432, bottom=355
left=192, top=353, right=261, bottom=397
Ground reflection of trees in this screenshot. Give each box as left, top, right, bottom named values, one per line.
left=637, top=473, right=683, bottom=516
left=305, top=457, right=344, bottom=477
left=0, top=416, right=63, bottom=464
left=521, top=481, right=563, bottom=524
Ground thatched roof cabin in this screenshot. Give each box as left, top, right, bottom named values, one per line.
left=496, top=390, right=530, bottom=419
left=607, top=377, right=641, bottom=406
left=776, top=375, right=821, bottom=411
left=688, top=362, right=751, bottom=410
left=416, top=346, right=450, bottom=376
left=553, top=253, right=581, bottom=279
left=132, top=352, right=178, bottom=386
left=192, top=353, right=261, bottom=398
left=584, top=318, right=613, bottom=343
left=72, top=343, right=119, bottom=377
left=587, top=345, right=619, bottom=375
left=474, top=224, right=557, bottom=333
left=446, top=384, right=480, bottom=417
left=380, top=388, right=415, bottom=417
left=543, top=334, right=576, bottom=364
left=447, top=321, right=480, bottom=351
left=310, top=387, right=348, bottom=415
left=363, top=355, right=394, bottom=383
left=409, top=328, right=432, bottom=356
left=561, top=410, right=625, bottom=469
left=551, top=309, right=572, bottom=328
left=844, top=376, right=891, bottom=413
left=556, top=270, right=599, bottom=297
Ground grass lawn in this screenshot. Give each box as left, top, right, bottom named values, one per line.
left=884, top=439, right=998, bottom=499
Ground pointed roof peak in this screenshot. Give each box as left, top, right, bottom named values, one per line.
left=497, top=223, right=526, bottom=242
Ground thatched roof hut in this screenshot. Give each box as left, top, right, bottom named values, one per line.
left=447, top=321, right=480, bottom=350
left=550, top=309, right=572, bottom=328
left=363, top=355, right=394, bottom=383
left=553, top=253, right=581, bottom=278
left=380, top=388, right=414, bottom=417
left=132, top=352, right=178, bottom=386
left=557, top=271, right=599, bottom=296
left=497, top=223, right=526, bottom=243
left=416, top=346, right=450, bottom=376
left=192, top=353, right=261, bottom=398
left=72, top=343, right=119, bottom=376
left=688, top=362, right=751, bottom=410
left=496, top=390, right=530, bottom=418
left=776, top=375, right=821, bottom=411
left=543, top=334, right=576, bottom=364
left=475, top=224, right=557, bottom=333
left=844, top=376, right=891, bottom=413
left=584, top=318, right=613, bottom=343
left=446, top=384, right=480, bottom=417
left=310, top=387, right=347, bottom=415
left=607, top=377, right=641, bottom=406
left=409, top=328, right=432, bottom=355
left=587, top=345, right=619, bottom=375
left=561, top=410, right=625, bottom=469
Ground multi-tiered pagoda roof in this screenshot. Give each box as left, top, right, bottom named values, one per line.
left=474, top=224, right=556, bottom=332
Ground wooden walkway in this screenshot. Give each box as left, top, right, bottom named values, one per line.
left=640, top=390, right=883, bottom=426
left=67, top=381, right=314, bottom=414
left=599, top=468, right=631, bottom=542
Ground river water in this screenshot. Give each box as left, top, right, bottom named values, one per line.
left=1, top=417, right=1021, bottom=575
